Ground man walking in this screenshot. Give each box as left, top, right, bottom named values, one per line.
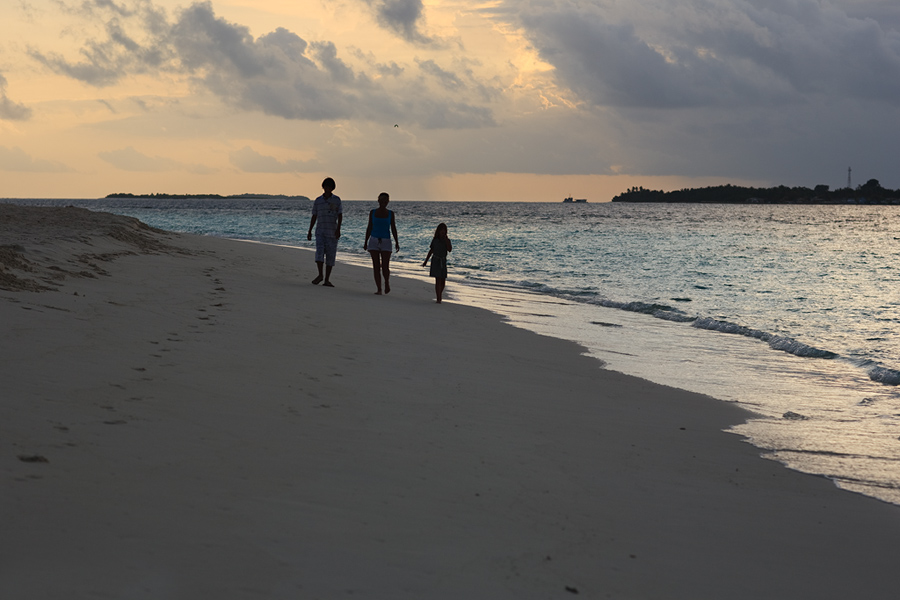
left=307, top=177, right=342, bottom=287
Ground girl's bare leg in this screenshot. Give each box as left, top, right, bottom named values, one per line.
left=435, top=278, right=445, bottom=303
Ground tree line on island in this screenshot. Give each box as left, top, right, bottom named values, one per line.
left=612, top=179, right=900, bottom=204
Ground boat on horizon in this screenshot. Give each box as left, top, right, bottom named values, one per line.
left=563, top=196, right=587, bottom=203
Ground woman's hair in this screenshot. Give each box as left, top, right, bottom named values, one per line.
left=378, top=192, right=390, bottom=202
left=433, top=222, right=447, bottom=240
left=322, top=177, right=336, bottom=190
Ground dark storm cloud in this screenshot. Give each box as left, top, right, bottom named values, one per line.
left=494, top=0, right=900, bottom=186
left=518, top=13, right=730, bottom=108
left=512, top=0, right=900, bottom=109
left=30, top=1, right=492, bottom=129
left=0, top=73, right=32, bottom=121
left=845, top=0, right=900, bottom=31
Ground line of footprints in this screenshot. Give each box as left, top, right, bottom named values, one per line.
left=16, top=266, right=230, bottom=470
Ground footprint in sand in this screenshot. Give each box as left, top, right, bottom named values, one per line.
left=18, top=454, right=49, bottom=463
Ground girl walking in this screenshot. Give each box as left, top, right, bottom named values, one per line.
left=422, top=223, right=452, bottom=303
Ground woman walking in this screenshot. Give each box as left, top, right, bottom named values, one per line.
left=363, top=192, right=399, bottom=295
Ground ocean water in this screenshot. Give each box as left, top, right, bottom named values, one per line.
left=7, top=197, right=900, bottom=505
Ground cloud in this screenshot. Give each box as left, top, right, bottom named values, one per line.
left=53, top=0, right=139, bottom=18
left=510, top=0, right=900, bottom=109
left=372, top=0, right=433, bottom=44
left=0, top=73, right=32, bottom=121
left=169, top=4, right=491, bottom=127
left=417, top=59, right=464, bottom=91
left=846, top=0, right=900, bottom=30
left=30, top=1, right=493, bottom=129
left=28, top=1, right=172, bottom=86
left=0, top=146, right=69, bottom=172
left=229, top=146, right=320, bottom=173
left=97, top=99, right=117, bottom=113
left=28, top=0, right=900, bottom=188
left=443, top=0, right=900, bottom=187
left=98, top=146, right=213, bottom=173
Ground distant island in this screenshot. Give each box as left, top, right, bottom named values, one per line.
left=612, top=180, right=900, bottom=204
left=106, top=193, right=310, bottom=201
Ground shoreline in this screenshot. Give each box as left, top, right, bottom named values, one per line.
left=446, top=280, right=900, bottom=505
left=3, top=205, right=900, bottom=598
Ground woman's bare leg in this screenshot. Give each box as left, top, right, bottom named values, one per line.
left=369, top=251, right=382, bottom=294
left=380, top=251, right=392, bottom=294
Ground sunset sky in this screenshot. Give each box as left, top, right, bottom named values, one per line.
left=1, top=0, right=898, bottom=201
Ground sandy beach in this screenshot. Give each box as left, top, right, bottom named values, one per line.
left=3, top=204, right=900, bottom=599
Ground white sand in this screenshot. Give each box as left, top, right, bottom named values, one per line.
left=3, top=204, right=900, bottom=599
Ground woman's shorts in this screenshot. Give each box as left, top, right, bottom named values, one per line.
left=367, top=237, right=393, bottom=252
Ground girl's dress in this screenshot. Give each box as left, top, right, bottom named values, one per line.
left=429, top=238, right=449, bottom=278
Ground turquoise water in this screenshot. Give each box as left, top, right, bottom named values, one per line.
left=8, top=198, right=900, bottom=504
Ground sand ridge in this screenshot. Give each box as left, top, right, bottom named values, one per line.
left=0, top=204, right=183, bottom=291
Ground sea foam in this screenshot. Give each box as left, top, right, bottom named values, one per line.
left=691, top=317, right=837, bottom=359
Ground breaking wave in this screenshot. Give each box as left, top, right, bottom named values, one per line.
left=466, top=276, right=900, bottom=386
left=691, top=317, right=838, bottom=359
left=475, top=276, right=900, bottom=386
left=868, top=366, right=900, bottom=386
left=595, top=299, right=697, bottom=323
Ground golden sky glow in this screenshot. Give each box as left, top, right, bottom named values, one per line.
left=1, top=1, right=897, bottom=200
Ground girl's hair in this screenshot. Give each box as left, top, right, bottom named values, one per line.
left=378, top=192, right=390, bottom=202
left=432, top=223, right=447, bottom=240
